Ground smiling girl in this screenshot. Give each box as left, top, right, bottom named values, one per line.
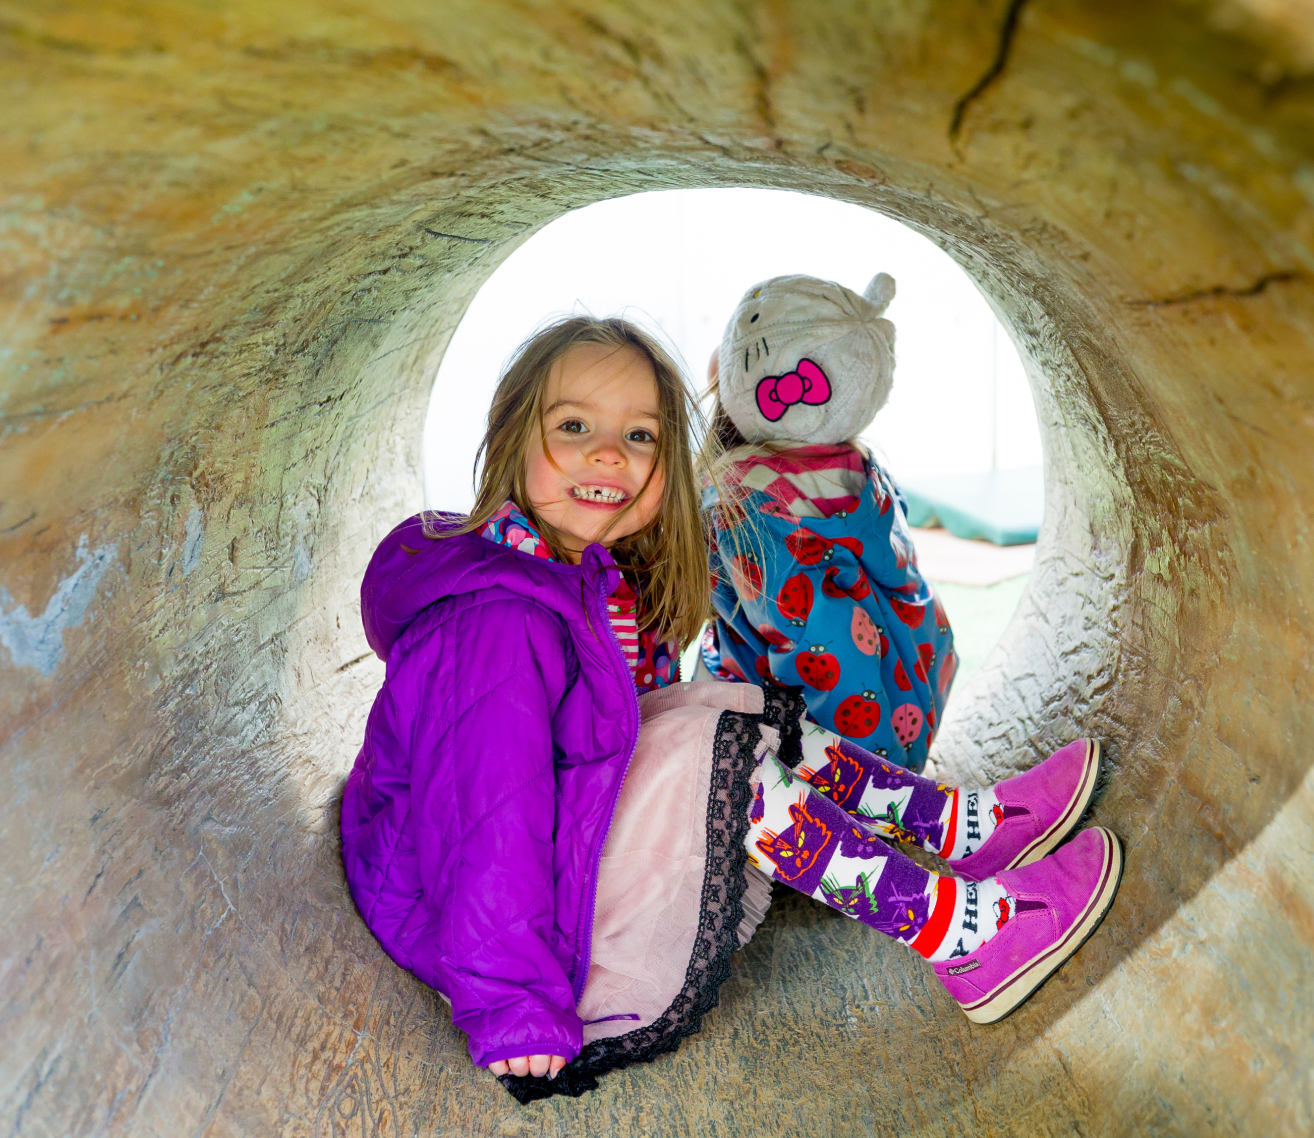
left=341, top=317, right=762, bottom=1101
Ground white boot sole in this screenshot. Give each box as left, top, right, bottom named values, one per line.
left=960, top=827, right=1123, bottom=1025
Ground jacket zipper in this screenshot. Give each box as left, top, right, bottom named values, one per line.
left=570, top=554, right=642, bottom=1003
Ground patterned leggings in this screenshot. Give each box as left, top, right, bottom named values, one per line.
left=745, top=714, right=967, bottom=955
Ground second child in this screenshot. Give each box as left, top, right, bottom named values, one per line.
left=703, top=271, right=953, bottom=772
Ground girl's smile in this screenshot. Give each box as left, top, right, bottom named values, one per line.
left=524, top=342, right=665, bottom=560
left=570, top=482, right=629, bottom=505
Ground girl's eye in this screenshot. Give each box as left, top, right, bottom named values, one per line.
left=558, top=419, right=587, bottom=434
left=626, top=429, right=657, bottom=444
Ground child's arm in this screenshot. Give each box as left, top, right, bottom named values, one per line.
left=389, top=599, right=585, bottom=1071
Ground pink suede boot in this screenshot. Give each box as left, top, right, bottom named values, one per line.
left=934, top=826, right=1123, bottom=1024
left=949, top=739, right=1104, bottom=881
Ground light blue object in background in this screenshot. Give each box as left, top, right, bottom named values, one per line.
left=899, top=466, right=1044, bottom=546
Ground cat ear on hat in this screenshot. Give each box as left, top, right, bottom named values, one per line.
left=863, top=272, right=896, bottom=315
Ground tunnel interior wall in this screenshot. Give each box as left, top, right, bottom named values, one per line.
left=2, top=1, right=1312, bottom=1135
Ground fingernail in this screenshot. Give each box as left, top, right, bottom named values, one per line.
left=549, top=1070, right=557, bottom=1080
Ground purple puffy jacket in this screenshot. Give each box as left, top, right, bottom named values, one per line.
left=340, top=513, right=639, bottom=1066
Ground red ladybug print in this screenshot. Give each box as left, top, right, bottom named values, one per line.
left=891, top=703, right=924, bottom=747
left=730, top=553, right=764, bottom=602
left=759, top=499, right=794, bottom=520
left=757, top=623, right=795, bottom=653
left=850, top=607, right=881, bottom=656
left=724, top=623, right=748, bottom=646
left=719, top=654, right=748, bottom=681
left=796, top=643, right=841, bottom=691
left=755, top=655, right=780, bottom=685
left=890, top=596, right=925, bottom=628
left=786, top=529, right=864, bottom=567
left=821, top=566, right=871, bottom=601
left=932, top=591, right=950, bottom=634
left=894, top=658, right=913, bottom=692
left=914, top=643, right=936, bottom=682
left=835, top=691, right=882, bottom=738
left=716, top=499, right=748, bottom=530
left=776, top=574, right=814, bottom=626
left=786, top=528, right=834, bottom=566
left=938, top=649, right=958, bottom=697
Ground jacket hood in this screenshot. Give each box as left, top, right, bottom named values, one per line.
left=361, top=512, right=620, bottom=659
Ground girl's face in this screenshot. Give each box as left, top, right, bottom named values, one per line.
left=525, top=343, right=666, bottom=562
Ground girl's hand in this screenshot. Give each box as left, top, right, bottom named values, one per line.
left=487, top=1055, right=568, bottom=1080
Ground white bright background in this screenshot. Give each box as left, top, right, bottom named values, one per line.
left=423, top=188, right=1041, bottom=510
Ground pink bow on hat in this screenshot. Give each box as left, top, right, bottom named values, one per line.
left=755, top=358, right=832, bottom=422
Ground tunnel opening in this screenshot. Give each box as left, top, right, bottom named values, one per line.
left=421, top=186, right=1047, bottom=696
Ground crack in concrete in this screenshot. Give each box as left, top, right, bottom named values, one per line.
left=949, top=0, right=1032, bottom=142
left=335, top=652, right=373, bottom=673
left=419, top=228, right=490, bottom=244
left=1125, top=270, right=1303, bottom=307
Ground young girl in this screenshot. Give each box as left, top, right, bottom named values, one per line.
left=340, top=315, right=1123, bottom=1104
left=701, top=271, right=955, bottom=772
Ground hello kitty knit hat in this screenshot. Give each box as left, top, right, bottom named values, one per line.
left=718, top=272, right=897, bottom=445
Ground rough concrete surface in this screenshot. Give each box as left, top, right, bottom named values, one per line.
left=1, top=1, right=1312, bottom=1135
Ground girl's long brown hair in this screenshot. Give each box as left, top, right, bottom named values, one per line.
left=424, top=315, right=716, bottom=649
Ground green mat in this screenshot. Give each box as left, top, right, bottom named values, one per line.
left=899, top=466, right=1043, bottom=546
left=930, top=575, right=1029, bottom=684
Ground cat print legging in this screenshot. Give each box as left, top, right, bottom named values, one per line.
left=745, top=724, right=960, bottom=952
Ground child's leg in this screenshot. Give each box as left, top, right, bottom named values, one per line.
left=789, top=722, right=999, bottom=862
left=746, top=755, right=1012, bottom=961
left=764, top=691, right=1104, bottom=879
left=760, top=687, right=992, bottom=859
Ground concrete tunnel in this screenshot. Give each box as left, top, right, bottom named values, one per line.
left=2, top=1, right=1312, bottom=1134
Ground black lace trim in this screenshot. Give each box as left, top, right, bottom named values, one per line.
left=760, top=685, right=806, bottom=768
left=499, top=710, right=762, bottom=1105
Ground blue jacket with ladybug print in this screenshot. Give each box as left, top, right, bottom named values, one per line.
left=702, top=444, right=957, bottom=773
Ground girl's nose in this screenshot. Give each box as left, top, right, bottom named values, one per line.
left=586, top=436, right=626, bottom=466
